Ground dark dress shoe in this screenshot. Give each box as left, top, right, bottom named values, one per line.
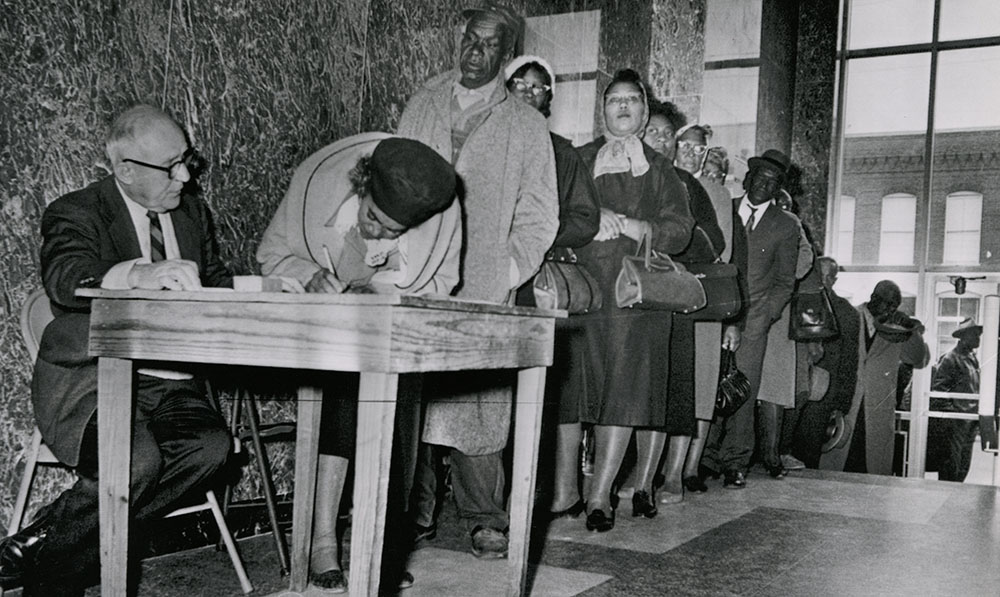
left=631, top=490, right=658, bottom=519
left=0, top=527, right=47, bottom=585
left=585, top=508, right=615, bottom=532
left=548, top=499, right=585, bottom=521
left=699, top=464, right=721, bottom=480
left=683, top=475, right=708, bottom=493
left=723, top=470, right=747, bottom=489
left=766, top=462, right=789, bottom=479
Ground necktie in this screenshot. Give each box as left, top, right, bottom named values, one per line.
left=148, top=211, right=165, bottom=262
left=745, top=206, right=758, bottom=235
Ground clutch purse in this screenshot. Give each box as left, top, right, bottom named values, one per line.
left=532, top=248, right=602, bottom=314
left=615, top=223, right=706, bottom=312
left=714, top=347, right=751, bottom=418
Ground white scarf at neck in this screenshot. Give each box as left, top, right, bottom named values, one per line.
left=593, top=134, right=650, bottom=179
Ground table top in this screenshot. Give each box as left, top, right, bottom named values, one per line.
left=80, top=288, right=560, bottom=373
left=77, top=288, right=565, bottom=318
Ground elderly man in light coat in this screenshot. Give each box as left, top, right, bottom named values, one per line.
left=397, top=2, right=558, bottom=559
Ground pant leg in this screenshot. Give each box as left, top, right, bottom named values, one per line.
left=448, top=449, right=507, bottom=532
left=410, top=442, right=441, bottom=528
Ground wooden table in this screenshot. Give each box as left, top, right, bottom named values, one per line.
left=80, top=289, right=560, bottom=596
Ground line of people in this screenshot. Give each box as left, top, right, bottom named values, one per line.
left=0, top=3, right=936, bottom=596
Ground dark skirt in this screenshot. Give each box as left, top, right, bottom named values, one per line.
left=665, top=314, right=697, bottom=435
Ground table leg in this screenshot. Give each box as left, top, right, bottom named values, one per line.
left=290, top=385, right=323, bottom=591
left=507, top=366, right=547, bottom=597
left=98, top=357, right=134, bottom=597
left=349, top=372, right=399, bottom=597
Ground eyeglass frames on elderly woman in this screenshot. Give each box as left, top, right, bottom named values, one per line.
left=677, top=140, right=707, bottom=155
left=123, top=147, right=200, bottom=180
left=511, top=77, right=551, bottom=97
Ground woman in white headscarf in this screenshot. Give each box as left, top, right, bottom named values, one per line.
left=570, top=68, right=694, bottom=531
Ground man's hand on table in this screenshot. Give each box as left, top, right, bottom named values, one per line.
left=128, top=259, right=202, bottom=290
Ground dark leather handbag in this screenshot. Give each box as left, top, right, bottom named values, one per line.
left=715, top=348, right=751, bottom=418
left=615, top=224, right=706, bottom=312
left=532, top=248, right=602, bottom=313
left=788, top=287, right=839, bottom=341
left=682, top=262, right=741, bottom=321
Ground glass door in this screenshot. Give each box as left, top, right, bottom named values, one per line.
left=905, top=274, right=1000, bottom=485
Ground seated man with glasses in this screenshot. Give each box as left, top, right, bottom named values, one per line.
left=0, top=104, right=234, bottom=596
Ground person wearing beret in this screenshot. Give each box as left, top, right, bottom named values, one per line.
left=927, top=317, right=983, bottom=482
left=819, top=280, right=930, bottom=475
left=257, top=133, right=461, bottom=592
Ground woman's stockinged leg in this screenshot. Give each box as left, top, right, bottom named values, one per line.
left=552, top=422, right=583, bottom=512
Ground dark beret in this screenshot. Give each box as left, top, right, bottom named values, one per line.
left=369, top=138, right=456, bottom=229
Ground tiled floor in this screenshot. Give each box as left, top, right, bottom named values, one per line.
left=7, top=468, right=997, bottom=596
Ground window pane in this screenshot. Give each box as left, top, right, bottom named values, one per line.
left=879, top=194, right=916, bottom=265
left=940, top=0, right=1000, bottom=42
left=847, top=0, right=933, bottom=50
left=844, top=55, right=930, bottom=135
left=939, top=297, right=958, bottom=317
left=834, top=196, right=856, bottom=265
left=704, top=0, right=761, bottom=61
left=930, top=46, right=1000, bottom=267
left=701, top=67, right=758, bottom=197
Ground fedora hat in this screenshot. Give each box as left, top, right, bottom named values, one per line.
left=821, top=409, right=848, bottom=453
left=747, top=149, right=790, bottom=177
left=952, top=317, right=983, bottom=339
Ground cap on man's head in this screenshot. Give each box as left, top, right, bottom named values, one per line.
left=369, top=138, right=456, bottom=229
left=462, top=1, right=524, bottom=54
left=952, top=317, right=983, bottom=339
left=747, top=149, right=790, bottom=179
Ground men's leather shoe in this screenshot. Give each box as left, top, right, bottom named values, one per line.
left=723, top=470, right=746, bottom=489
left=470, top=526, right=508, bottom=559
left=765, top=462, right=789, bottom=479
left=0, top=526, right=47, bottom=585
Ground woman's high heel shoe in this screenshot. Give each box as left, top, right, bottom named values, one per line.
left=631, top=490, right=658, bottom=518
left=585, top=507, right=615, bottom=532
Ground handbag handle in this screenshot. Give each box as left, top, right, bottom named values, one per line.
left=634, top=221, right=674, bottom=271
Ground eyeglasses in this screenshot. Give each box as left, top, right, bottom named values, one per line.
left=511, top=78, right=551, bottom=97
left=123, top=148, right=200, bottom=180
left=677, top=141, right=707, bottom=155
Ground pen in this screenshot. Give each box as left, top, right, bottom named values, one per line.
left=322, top=244, right=337, bottom=276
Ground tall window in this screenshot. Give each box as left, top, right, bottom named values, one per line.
left=879, top=193, right=916, bottom=265
left=829, top=0, right=1000, bottom=305
left=943, top=191, right=982, bottom=264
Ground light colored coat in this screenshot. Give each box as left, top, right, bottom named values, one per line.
left=256, top=132, right=461, bottom=296
left=397, top=70, right=559, bottom=454
left=819, top=304, right=929, bottom=475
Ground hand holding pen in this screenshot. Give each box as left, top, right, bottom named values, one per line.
left=304, top=245, right=349, bottom=294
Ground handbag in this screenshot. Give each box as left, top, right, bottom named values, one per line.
left=788, top=287, right=839, bottom=341
left=615, top=223, right=707, bottom=312
left=682, top=261, right=741, bottom=321
left=531, top=248, right=602, bottom=313
left=714, top=347, right=751, bottom=418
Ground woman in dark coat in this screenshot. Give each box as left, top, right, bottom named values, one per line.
left=505, top=56, right=601, bottom=517
left=571, top=69, right=693, bottom=531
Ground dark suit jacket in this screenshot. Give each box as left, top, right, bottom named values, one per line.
left=31, top=176, right=232, bottom=465
left=730, top=198, right=800, bottom=392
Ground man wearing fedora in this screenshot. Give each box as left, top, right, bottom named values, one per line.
left=927, top=317, right=983, bottom=482
left=702, top=149, right=800, bottom=488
